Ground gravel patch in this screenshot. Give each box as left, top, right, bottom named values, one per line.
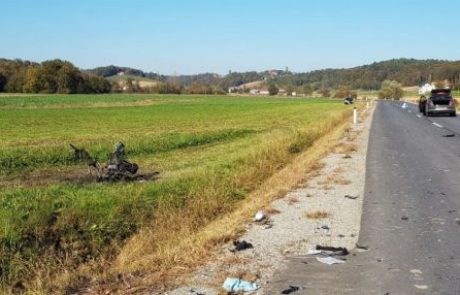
left=164, top=106, right=375, bottom=295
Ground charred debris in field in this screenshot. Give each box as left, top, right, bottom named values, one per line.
left=70, top=142, right=158, bottom=182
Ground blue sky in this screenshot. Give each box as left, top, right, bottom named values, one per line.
left=1, top=0, right=459, bottom=74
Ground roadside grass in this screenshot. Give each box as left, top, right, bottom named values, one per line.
left=305, top=210, right=330, bottom=219
left=0, top=94, right=355, bottom=293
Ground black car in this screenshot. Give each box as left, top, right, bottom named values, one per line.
left=419, top=89, right=456, bottom=117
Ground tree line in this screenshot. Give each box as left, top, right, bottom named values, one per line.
left=92, top=58, right=460, bottom=94
left=272, top=59, right=460, bottom=90
left=2, top=58, right=460, bottom=95
left=0, top=59, right=111, bottom=93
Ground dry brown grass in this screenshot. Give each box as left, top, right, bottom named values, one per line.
left=334, top=142, right=357, bottom=154
left=307, top=162, right=325, bottom=178
left=332, top=175, right=352, bottom=185
left=69, top=115, right=352, bottom=293
left=305, top=210, right=330, bottom=219
left=286, top=196, right=300, bottom=205
left=264, top=206, right=281, bottom=215
left=333, top=167, right=345, bottom=174
left=314, top=165, right=351, bottom=188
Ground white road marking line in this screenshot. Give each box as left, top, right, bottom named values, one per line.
left=432, top=122, right=444, bottom=128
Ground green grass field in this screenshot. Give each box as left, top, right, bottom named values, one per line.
left=0, top=94, right=352, bottom=292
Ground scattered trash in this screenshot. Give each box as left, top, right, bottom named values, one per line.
left=343, top=154, right=352, bottom=159
left=281, top=285, right=300, bottom=294
left=264, top=223, right=273, bottom=230
left=443, top=133, right=455, bottom=137
left=338, top=234, right=345, bottom=238
left=231, top=240, right=253, bottom=252
left=401, top=103, right=407, bottom=109
left=189, top=289, right=205, bottom=295
left=448, top=209, right=457, bottom=214
left=344, top=194, right=358, bottom=200
left=376, top=258, right=383, bottom=262
left=356, top=243, right=369, bottom=251
left=316, top=256, right=345, bottom=265
left=222, top=278, right=260, bottom=293
left=321, top=225, right=330, bottom=230
left=401, top=216, right=409, bottom=221
left=254, top=210, right=266, bottom=222
left=307, top=249, right=322, bottom=255
left=316, top=245, right=349, bottom=256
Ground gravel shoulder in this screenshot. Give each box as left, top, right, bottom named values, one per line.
left=165, top=104, right=375, bottom=295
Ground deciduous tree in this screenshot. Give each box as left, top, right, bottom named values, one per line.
left=268, top=84, right=279, bottom=96
left=378, top=80, right=403, bottom=100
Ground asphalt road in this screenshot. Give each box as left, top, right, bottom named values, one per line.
left=268, top=101, right=460, bottom=294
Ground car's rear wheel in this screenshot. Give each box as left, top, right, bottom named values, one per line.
left=450, top=112, right=457, bottom=117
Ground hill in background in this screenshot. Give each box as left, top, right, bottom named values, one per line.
left=87, top=58, right=460, bottom=92
left=1, top=58, right=460, bottom=94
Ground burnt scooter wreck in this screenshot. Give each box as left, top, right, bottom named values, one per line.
left=70, top=142, right=143, bottom=182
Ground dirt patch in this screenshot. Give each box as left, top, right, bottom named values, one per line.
left=0, top=167, right=160, bottom=188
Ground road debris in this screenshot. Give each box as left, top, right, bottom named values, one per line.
left=281, top=285, right=300, bottom=294
left=316, top=257, right=345, bottom=265
left=264, top=223, right=273, bottom=230
left=254, top=210, right=266, bottom=222
left=344, top=194, right=359, bottom=200
left=231, top=240, right=253, bottom=252
left=442, top=133, right=455, bottom=138
left=401, top=216, right=409, bottom=221
left=307, top=249, right=323, bottom=255
left=316, top=245, right=349, bottom=256
left=222, top=278, right=260, bottom=293
left=356, top=243, right=369, bottom=251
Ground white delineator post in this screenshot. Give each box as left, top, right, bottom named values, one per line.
left=353, top=107, right=357, bottom=124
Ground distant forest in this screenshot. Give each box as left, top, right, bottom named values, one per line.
left=1, top=58, right=460, bottom=94
left=0, top=59, right=111, bottom=94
